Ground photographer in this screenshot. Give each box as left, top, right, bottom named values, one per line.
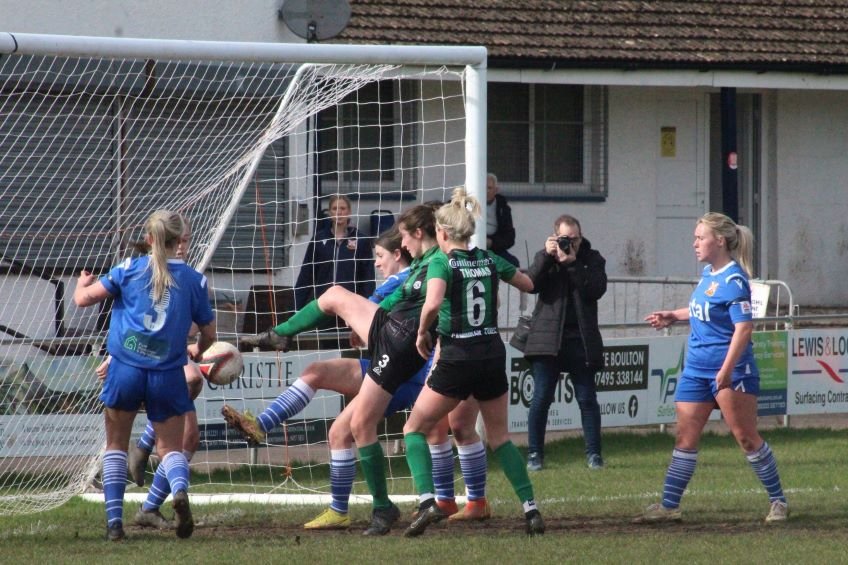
left=523, top=214, right=607, bottom=471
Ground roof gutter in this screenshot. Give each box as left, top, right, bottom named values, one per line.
left=488, top=58, right=848, bottom=91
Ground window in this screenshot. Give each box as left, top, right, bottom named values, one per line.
left=316, top=81, right=418, bottom=197
left=488, top=83, right=607, bottom=198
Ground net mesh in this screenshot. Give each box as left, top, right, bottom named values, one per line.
left=0, top=49, right=469, bottom=515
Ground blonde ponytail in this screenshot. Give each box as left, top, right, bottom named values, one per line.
left=698, top=212, right=755, bottom=278
left=434, top=186, right=481, bottom=243
left=734, top=224, right=755, bottom=278
left=144, top=210, right=186, bottom=303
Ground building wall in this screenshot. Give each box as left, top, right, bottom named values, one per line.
left=507, top=86, right=707, bottom=278
left=3, top=5, right=847, bottom=307
left=774, top=90, right=848, bottom=306
left=504, top=86, right=848, bottom=307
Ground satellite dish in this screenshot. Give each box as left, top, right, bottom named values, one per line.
left=279, top=0, right=351, bottom=42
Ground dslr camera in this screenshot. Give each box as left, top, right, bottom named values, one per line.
left=556, top=235, right=573, bottom=253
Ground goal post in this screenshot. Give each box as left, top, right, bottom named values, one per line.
left=0, top=32, right=486, bottom=515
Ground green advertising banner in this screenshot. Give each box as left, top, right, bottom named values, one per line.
left=752, top=330, right=788, bottom=415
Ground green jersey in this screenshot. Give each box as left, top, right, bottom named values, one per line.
left=426, top=247, right=517, bottom=360
left=379, top=245, right=440, bottom=324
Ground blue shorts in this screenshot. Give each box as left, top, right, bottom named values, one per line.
left=100, top=357, right=195, bottom=422
left=359, top=357, right=430, bottom=417
left=675, top=372, right=760, bottom=403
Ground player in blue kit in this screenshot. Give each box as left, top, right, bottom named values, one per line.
left=74, top=210, right=216, bottom=541
left=638, top=212, right=787, bottom=524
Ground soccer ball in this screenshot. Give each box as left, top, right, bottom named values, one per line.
left=197, top=341, right=243, bottom=385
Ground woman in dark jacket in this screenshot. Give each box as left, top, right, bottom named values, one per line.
left=294, top=195, right=375, bottom=309
left=523, top=214, right=607, bottom=471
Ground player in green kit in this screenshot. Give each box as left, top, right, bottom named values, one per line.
left=401, top=187, right=545, bottom=537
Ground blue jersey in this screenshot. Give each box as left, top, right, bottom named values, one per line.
left=369, top=268, right=410, bottom=304
left=684, top=261, right=757, bottom=378
left=101, top=256, right=215, bottom=370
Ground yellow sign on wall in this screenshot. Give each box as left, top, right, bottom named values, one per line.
left=660, top=126, right=676, bottom=157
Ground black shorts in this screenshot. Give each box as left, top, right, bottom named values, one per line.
left=366, top=309, right=427, bottom=395
left=426, top=356, right=508, bottom=402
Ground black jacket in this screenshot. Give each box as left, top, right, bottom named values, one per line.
left=524, top=238, right=607, bottom=370
left=489, top=193, right=516, bottom=254
left=489, top=193, right=520, bottom=267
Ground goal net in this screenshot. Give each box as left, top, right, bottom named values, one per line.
left=0, top=33, right=485, bottom=515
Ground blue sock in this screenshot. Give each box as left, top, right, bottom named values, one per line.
left=746, top=442, right=786, bottom=503
left=137, top=422, right=156, bottom=452
left=256, top=379, right=315, bottom=433
left=457, top=441, right=487, bottom=500
left=328, top=448, right=357, bottom=514
left=161, top=451, right=190, bottom=494
left=102, top=450, right=128, bottom=526
left=142, top=465, right=171, bottom=512
left=662, top=448, right=698, bottom=509
left=429, top=440, right=455, bottom=502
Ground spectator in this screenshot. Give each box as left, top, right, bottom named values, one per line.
left=294, top=194, right=375, bottom=309
left=523, top=214, right=607, bottom=471
left=485, top=173, right=520, bottom=268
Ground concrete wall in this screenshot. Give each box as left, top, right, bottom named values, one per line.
left=505, top=86, right=848, bottom=307
left=3, top=4, right=847, bottom=307
left=774, top=90, right=848, bottom=306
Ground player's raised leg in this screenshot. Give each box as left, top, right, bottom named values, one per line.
left=223, top=359, right=364, bottom=445
left=243, top=286, right=379, bottom=351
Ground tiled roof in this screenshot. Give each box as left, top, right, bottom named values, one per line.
left=332, top=1, right=848, bottom=71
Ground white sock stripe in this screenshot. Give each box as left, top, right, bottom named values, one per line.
left=456, top=441, right=485, bottom=456
left=671, top=448, right=699, bottom=460
left=291, top=378, right=316, bottom=399
left=746, top=441, right=771, bottom=462
left=330, top=448, right=357, bottom=462
left=160, top=450, right=185, bottom=469
left=429, top=440, right=453, bottom=455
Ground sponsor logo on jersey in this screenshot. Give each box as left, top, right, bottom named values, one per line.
left=123, top=335, right=139, bottom=352
left=705, top=281, right=719, bottom=296
left=739, top=300, right=752, bottom=314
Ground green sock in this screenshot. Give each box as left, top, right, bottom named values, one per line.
left=404, top=432, right=434, bottom=496
left=272, top=300, right=328, bottom=336
left=494, top=440, right=535, bottom=503
left=358, top=442, right=392, bottom=510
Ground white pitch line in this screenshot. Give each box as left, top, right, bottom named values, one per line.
left=78, top=486, right=839, bottom=507
left=535, top=485, right=836, bottom=505
left=78, top=493, right=458, bottom=506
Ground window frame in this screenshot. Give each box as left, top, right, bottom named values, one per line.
left=488, top=83, right=608, bottom=201
left=315, top=80, right=419, bottom=200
